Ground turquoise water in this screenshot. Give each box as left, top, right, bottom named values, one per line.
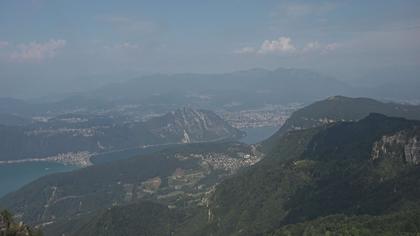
left=92, top=126, right=280, bottom=164
left=240, top=126, right=279, bottom=144
left=0, top=126, right=279, bottom=198
left=91, top=143, right=180, bottom=165
left=0, top=162, right=76, bottom=197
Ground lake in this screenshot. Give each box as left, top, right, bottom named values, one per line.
left=239, top=126, right=279, bottom=144
left=0, top=162, right=76, bottom=197
left=0, top=126, right=279, bottom=198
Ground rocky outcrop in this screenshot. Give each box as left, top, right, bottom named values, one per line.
left=371, top=127, right=420, bottom=165
left=404, top=136, right=420, bottom=164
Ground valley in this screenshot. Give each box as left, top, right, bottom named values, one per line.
left=0, top=124, right=277, bottom=198
left=0, top=100, right=297, bottom=199
left=1, top=2, right=420, bottom=235
left=2, top=96, right=420, bottom=235
left=0, top=103, right=291, bottom=199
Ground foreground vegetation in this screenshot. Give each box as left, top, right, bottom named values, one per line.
left=0, top=210, right=42, bottom=236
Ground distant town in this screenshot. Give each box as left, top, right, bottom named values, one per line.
left=0, top=151, right=94, bottom=168
left=219, top=103, right=302, bottom=128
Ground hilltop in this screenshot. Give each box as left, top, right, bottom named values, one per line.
left=262, top=96, right=420, bottom=153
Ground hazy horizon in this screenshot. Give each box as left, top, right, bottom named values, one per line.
left=0, top=0, right=419, bottom=98
left=2, top=2, right=420, bottom=235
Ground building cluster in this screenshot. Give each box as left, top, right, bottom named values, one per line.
left=219, top=103, right=302, bottom=128
left=200, top=153, right=260, bottom=172
left=0, top=151, right=93, bottom=168
left=45, top=151, right=94, bottom=167
left=175, top=152, right=260, bottom=173
left=25, top=127, right=98, bottom=137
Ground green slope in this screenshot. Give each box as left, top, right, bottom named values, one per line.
left=270, top=209, right=420, bottom=236
left=0, top=141, right=255, bottom=235
left=4, top=97, right=420, bottom=236
left=203, top=114, right=420, bottom=235
left=56, top=112, right=420, bottom=236
left=270, top=96, right=420, bottom=138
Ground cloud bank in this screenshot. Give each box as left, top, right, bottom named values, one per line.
left=10, top=39, right=66, bottom=62
left=258, top=37, right=296, bottom=54
left=235, top=37, right=339, bottom=55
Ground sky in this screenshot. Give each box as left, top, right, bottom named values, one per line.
left=0, top=0, right=419, bottom=98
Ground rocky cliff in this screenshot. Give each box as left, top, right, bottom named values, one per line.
left=371, top=127, right=420, bottom=165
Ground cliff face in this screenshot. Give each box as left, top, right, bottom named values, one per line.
left=371, top=127, right=420, bottom=165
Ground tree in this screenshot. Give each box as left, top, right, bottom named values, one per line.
left=0, top=210, right=13, bottom=228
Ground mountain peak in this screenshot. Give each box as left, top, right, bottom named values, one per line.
left=326, top=95, right=350, bottom=101
left=148, top=107, right=244, bottom=143
left=173, top=106, right=197, bottom=114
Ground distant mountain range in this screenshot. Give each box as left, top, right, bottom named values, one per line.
left=92, top=68, right=351, bottom=108
left=87, top=67, right=420, bottom=106
left=2, top=67, right=419, bottom=125
left=2, top=96, right=420, bottom=235
left=2, top=67, right=419, bottom=119
left=0, top=107, right=243, bottom=161
left=0, top=68, right=351, bottom=116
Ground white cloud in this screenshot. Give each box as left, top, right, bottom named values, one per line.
left=0, top=41, right=9, bottom=48
left=258, top=37, right=296, bottom=54
left=235, top=37, right=340, bottom=55
left=234, top=37, right=296, bottom=55
left=10, top=39, right=66, bottom=62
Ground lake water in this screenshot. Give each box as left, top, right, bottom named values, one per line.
left=0, top=126, right=279, bottom=198
left=0, top=162, right=76, bottom=197
left=92, top=126, right=280, bottom=164
left=239, top=126, right=279, bottom=144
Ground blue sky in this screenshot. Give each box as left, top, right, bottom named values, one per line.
left=0, top=0, right=419, bottom=97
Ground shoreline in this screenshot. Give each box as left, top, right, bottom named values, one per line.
left=0, top=151, right=94, bottom=168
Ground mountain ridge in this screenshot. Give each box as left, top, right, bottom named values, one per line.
left=265, top=96, right=420, bottom=144
left=3, top=97, right=420, bottom=235
left=0, top=107, right=243, bottom=162
left=202, top=114, right=420, bottom=235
